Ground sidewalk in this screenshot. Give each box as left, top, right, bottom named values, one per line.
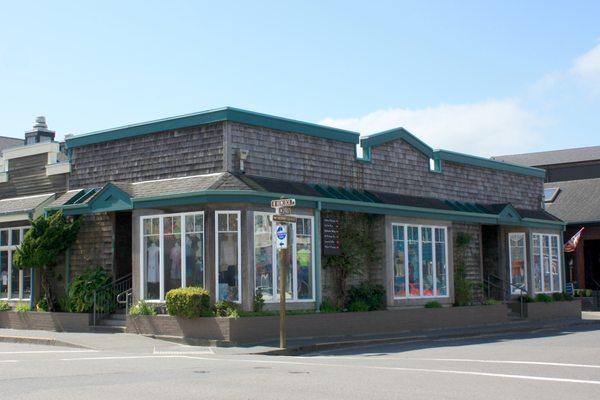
left=2, top=313, right=600, bottom=356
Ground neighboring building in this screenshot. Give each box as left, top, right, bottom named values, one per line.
left=494, top=146, right=600, bottom=291
left=0, top=117, right=71, bottom=303
left=43, top=107, right=562, bottom=312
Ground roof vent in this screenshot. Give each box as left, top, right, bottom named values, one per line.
left=25, top=116, right=55, bottom=145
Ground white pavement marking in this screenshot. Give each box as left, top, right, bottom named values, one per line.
left=0, top=360, right=18, bottom=363
left=0, top=349, right=98, bottom=355
left=179, top=356, right=600, bottom=386
left=305, top=355, right=600, bottom=369
left=152, top=346, right=214, bottom=355
left=60, top=355, right=185, bottom=361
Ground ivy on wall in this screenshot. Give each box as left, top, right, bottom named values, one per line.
left=323, top=211, right=381, bottom=307
left=453, top=232, right=475, bottom=306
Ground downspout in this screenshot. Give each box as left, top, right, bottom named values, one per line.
left=314, top=201, right=322, bottom=311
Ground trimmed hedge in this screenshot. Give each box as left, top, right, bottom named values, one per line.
left=166, top=287, right=210, bottom=318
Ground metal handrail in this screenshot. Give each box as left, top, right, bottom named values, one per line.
left=484, top=272, right=529, bottom=317
left=92, top=273, right=132, bottom=326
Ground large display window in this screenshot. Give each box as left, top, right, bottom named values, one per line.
left=253, top=213, right=314, bottom=302
left=140, top=212, right=204, bottom=301
left=0, top=227, right=32, bottom=301
left=215, top=211, right=241, bottom=302
left=392, top=224, right=448, bottom=299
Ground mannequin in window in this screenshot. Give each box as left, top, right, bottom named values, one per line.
left=219, top=234, right=237, bottom=300
left=147, top=240, right=160, bottom=298
left=170, top=241, right=181, bottom=284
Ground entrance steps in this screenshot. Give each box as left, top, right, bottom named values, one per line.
left=93, top=311, right=127, bottom=333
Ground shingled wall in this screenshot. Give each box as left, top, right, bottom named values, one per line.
left=69, top=122, right=225, bottom=188
left=228, top=122, right=543, bottom=210
left=0, top=154, right=67, bottom=198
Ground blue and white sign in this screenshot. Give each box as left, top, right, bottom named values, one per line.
left=275, top=224, right=287, bottom=249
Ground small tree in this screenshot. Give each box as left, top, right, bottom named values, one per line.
left=13, top=211, right=80, bottom=311
left=324, top=212, right=380, bottom=307
left=453, top=232, right=475, bottom=306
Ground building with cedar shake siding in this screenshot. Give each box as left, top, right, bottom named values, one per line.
left=43, top=107, right=563, bottom=312
left=0, top=117, right=71, bottom=305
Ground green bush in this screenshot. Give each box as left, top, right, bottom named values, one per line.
left=319, top=298, right=339, bottom=313
left=68, top=267, right=115, bottom=313
left=346, top=283, right=385, bottom=311
left=36, top=297, right=50, bottom=312
left=214, top=300, right=240, bottom=318
left=347, top=300, right=370, bottom=312
left=520, top=294, right=534, bottom=303
left=424, top=300, right=443, bottom=308
left=551, top=292, right=565, bottom=302
left=535, top=293, right=553, bottom=303
left=129, top=300, right=157, bottom=316
left=253, top=292, right=265, bottom=313
left=15, top=302, right=30, bottom=312
left=483, top=299, right=502, bottom=305
left=0, top=301, right=11, bottom=311
left=562, top=292, right=574, bottom=301
left=165, top=287, right=210, bottom=318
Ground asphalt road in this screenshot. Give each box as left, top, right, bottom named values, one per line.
left=2, top=326, right=600, bottom=399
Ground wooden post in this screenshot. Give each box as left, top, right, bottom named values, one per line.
left=279, top=224, right=287, bottom=349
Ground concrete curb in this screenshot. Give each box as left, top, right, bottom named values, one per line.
left=258, top=318, right=600, bottom=356
left=0, top=335, right=89, bottom=348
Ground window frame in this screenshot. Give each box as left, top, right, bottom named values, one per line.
left=508, top=232, right=528, bottom=295
left=253, top=212, right=316, bottom=303
left=139, top=211, right=205, bottom=302
left=0, top=226, right=32, bottom=301
left=214, top=210, right=242, bottom=303
left=531, top=232, right=562, bottom=294
left=391, top=223, right=449, bottom=300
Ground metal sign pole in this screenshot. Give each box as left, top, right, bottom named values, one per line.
left=279, top=225, right=287, bottom=349
left=271, top=198, right=296, bottom=349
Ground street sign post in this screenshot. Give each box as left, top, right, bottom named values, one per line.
left=271, top=198, right=295, bottom=349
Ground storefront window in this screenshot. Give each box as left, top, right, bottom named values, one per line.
left=532, top=233, right=562, bottom=293
left=253, top=213, right=314, bottom=302
left=141, top=212, right=204, bottom=301
left=0, top=227, right=32, bottom=301
left=392, top=225, right=406, bottom=297
left=508, top=233, right=527, bottom=294
left=392, top=224, right=448, bottom=299
left=216, top=211, right=241, bottom=302
left=435, top=228, right=447, bottom=296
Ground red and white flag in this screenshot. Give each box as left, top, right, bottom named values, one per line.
left=564, top=227, right=585, bottom=253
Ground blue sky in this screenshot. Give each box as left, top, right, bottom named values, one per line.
left=1, top=1, right=599, bottom=156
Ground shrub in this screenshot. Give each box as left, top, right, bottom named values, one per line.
left=165, top=287, right=210, bottom=318
left=319, top=298, right=339, bottom=313
left=347, top=300, right=370, bottom=312
left=68, top=267, right=115, bottom=313
left=483, top=299, right=502, bottom=305
left=130, top=300, right=157, bottom=316
left=424, top=300, right=443, bottom=308
left=454, top=232, right=475, bottom=306
left=253, top=292, right=265, bottom=313
left=214, top=300, right=240, bottom=318
left=551, top=292, right=565, bottom=302
left=36, top=297, right=50, bottom=312
left=15, top=302, right=30, bottom=312
left=562, top=292, right=574, bottom=301
left=0, top=301, right=11, bottom=311
left=520, top=294, right=534, bottom=303
left=535, top=293, right=553, bottom=303
left=346, top=282, right=385, bottom=311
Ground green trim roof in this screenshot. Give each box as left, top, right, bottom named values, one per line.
left=49, top=173, right=563, bottom=229
left=360, top=128, right=546, bottom=178
left=66, top=107, right=360, bottom=148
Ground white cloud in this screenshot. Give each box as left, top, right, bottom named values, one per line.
left=570, top=42, right=600, bottom=95
left=319, top=99, right=544, bottom=157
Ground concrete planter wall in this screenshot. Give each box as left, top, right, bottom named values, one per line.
left=0, top=312, right=92, bottom=332
left=128, top=304, right=508, bottom=345
left=516, top=299, right=582, bottom=320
